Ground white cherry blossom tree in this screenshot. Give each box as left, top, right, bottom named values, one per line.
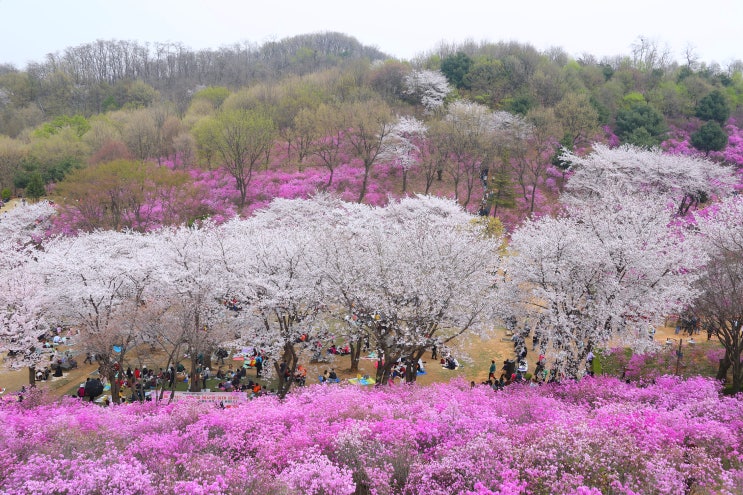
left=145, top=223, right=233, bottom=393
left=562, top=144, right=737, bottom=215
left=0, top=201, right=57, bottom=384
left=504, top=186, right=705, bottom=377
left=220, top=214, right=326, bottom=398
left=403, top=69, right=452, bottom=114
left=39, top=230, right=155, bottom=402
left=316, top=195, right=503, bottom=384
left=380, top=116, right=427, bottom=193
left=692, top=196, right=743, bottom=392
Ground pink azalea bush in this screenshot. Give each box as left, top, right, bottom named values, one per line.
left=600, top=344, right=723, bottom=383
left=1, top=377, right=741, bottom=494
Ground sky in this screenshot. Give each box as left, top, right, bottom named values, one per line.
left=0, top=0, right=741, bottom=69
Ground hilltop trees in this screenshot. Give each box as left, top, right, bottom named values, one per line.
left=403, top=69, right=452, bottom=113
left=342, top=99, right=395, bottom=203
left=194, top=108, right=276, bottom=210
left=54, top=160, right=207, bottom=233
left=691, top=121, right=729, bottom=155
left=614, top=102, right=667, bottom=147
left=696, top=89, right=730, bottom=125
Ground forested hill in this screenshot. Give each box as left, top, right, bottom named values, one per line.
left=0, top=32, right=388, bottom=119
left=0, top=31, right=742, bottom=232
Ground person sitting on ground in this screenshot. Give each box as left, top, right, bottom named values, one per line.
left=294, top=365, right=308, bottom=385
left=417, top=358, right=425, bottom=373
left=443, top=356, right=456, bottom=370
left=327, top=344, right=338, bottom=355
left=328, top=368, right=338, bottom=381
left=320, top=370, right=329, bottom=383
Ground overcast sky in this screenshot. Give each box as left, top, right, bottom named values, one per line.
left=1, top=0, right=741, bottom=69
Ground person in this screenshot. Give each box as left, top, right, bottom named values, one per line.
left=534, top=359, right=545, bottom=381
left=444, top=355, right=458, bottom=370
left=201, top=367, right=210, bottom=389
left=255, top=354, right=263, bottom=377
left=501, top=359, right=515, bottom=379
left=216, top=348, right=227, bottom=365
left=328, top=368, right=338, bottom=381
left=488, top=360, right=496, bottom=380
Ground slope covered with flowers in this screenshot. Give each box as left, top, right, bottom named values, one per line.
left=2, top=376, right=741, bottom=495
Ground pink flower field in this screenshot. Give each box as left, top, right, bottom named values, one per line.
left=2, top=376, right=741, bottom=494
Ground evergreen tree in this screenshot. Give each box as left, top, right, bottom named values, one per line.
left=691, top=121, right=729, bottom=155
left=24, top=172, right=45, bottom=201
left=696, top=90, right=730, bottom=125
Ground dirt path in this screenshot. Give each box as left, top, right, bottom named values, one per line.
left=0, top=198, right=19, bottom=214
left=0, top=321, right=708, bottom=401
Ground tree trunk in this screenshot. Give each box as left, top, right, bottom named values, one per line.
left=358, top=166, right=370, bottom=203
left=325, top=167, right=334, bottom=189
left=402, top=170, right=408, bottom=194
left=28, top=366, right=36, bottom=386
left=374, top=356, right=386, bottom=384
left=375, top=352, right=397, bottom=385
left=405, top=349, right=427, bottom=383
left=716, top=353, right=731, bottom=381
left=731, top=356, right=742, bottom=394
left=275, top=341, right=298, bottom=399
left=203, top=347, right=213, bottom=370
left=349, top=337, right=363, bottom=373
left=109, top=369, right=121, bottom=404
left=189, top=358, right=201, bottom=392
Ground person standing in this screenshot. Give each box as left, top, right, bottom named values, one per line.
left=202, top=367, right=210, bottom=389
left=255, top=354, right=263, bottom=377
left=488, top=360, right=496, bottom=380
